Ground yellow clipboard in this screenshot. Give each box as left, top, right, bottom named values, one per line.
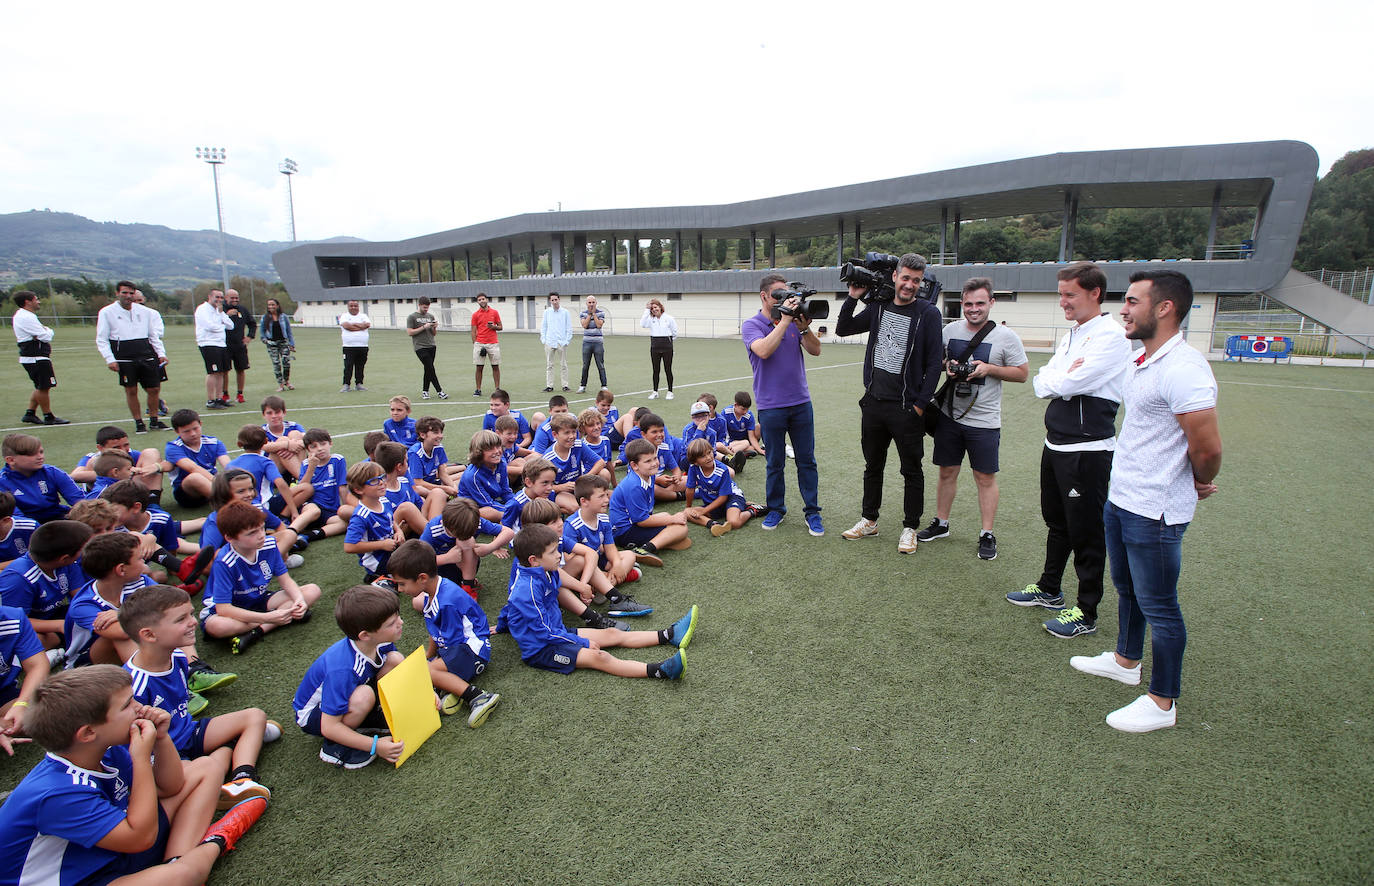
left=377, top=646, right=441, bottom=767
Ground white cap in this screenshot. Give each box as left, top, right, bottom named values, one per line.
left=689, top=401, right=710, bottom=415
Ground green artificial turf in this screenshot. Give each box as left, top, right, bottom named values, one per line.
left=2, top=326, right=1370, bottom=884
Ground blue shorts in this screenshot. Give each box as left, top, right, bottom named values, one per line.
left=613, top=524, right=659, bottom=548
left=932, top=420, right=1001, bottom=474
left=296, top=701, right=387, bottom=737
left=92, top=806, right=170, bottom=885
left=0, top=681, right=20, bottom=707
left=177, top=717, right=213, bottom=760
left=435, top=644, right=488, bottom=682
left=522, top=640, right=584, bottom=675
left=705, top=494, right=747, bottom=520
left=173, top=485, right=210, bottom=510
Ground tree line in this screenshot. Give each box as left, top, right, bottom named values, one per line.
left=2, top=275, right=293, bottom=320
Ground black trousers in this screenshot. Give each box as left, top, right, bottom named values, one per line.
left=859, top=396, right=925, bottom=529
left=415, top=346, right=442, bottom=392
left=342, top=346, right=369, bottom=385
left=649, top=337, right=674, bottom=392
left=1037, top=447, right=1113, bottom=621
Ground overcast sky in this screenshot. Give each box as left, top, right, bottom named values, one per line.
left=3, top=1, right=1370, bottom=246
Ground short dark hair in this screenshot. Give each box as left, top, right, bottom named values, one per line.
left=625, top=438, right=656, bottom=463
left=548, top=395, right=568, bottom=410
left=90, top=450, right=134, bottom=477
left=522, top=457, right=555, bottom=486
left=100, top=478, right=149, bottom=510
left=962, top=277, right=994, bottom=298
left=440, top=498, right=480, bottom=541
left=574, top=474, right=609, bottom=502
left=686, top=438, right=714, bottom=463
left=759, top=273, right=787, bottom=293
left=493, top=415, right=519, bottom=434
left=362, top=431, right=387, bottom=457
left=117, top=584, right=190, bottom=638
left=12, top=290, right=38, bottom=309
left=260, top=395, right=287, bottom=414
left=303, top=428, right=332, bottom=447
left=95, top=426, right=129, bottom=447
left=418, top=296, right=431, bottom=307
left=415, top=416, right=444, bottom=436
left=1057, top=262, right=1108, bottom=304
left=374, top=442, right=408, bottom=474
left=29, top=520, right=93, bottom=563
left=733, top=390, right=752, bottom=408
left=334, top=585, right=399, bottom=639
left=490, top=389, right=511, bottom=405
left=1131, top=269, right=1193, bottom=320
left=80, top=532, right=140, bottom=580
left=638, top=413, right=664, bottom=433
left=2, top=434, right=40, bottom=458
left=513, top=524, right=559, bottom=566
left=0, top=491, right=14, bottom=520
left=237, top=424, right=268, bottom=450
left=170, top=408, right=201, bottom=431
left=388, top=538, right=437, bottom=581
left=116, top=281, right=137, bottom=292
left=898, top=253, right=927, bottom=273
left=27, top=666, right=132, bottom=752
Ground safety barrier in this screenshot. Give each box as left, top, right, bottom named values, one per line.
left=1224, top=334, right=1293, bottom=362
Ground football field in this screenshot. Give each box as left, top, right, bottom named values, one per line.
left=3, top=324, right=1371, bottom=885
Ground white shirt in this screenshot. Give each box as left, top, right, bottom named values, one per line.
left=12, top=307, right=53, bottom=363
left=339, top=312, right=371, bottom=347
left=640, top=310, right=678, bottom=338
left=194, top=301, right=234, bottom=346
left=1034, top=312, right=1131, bottom=452
left=95, top=302, right=166, bottom=363
left=1108, top=333, right=1218, bottom=525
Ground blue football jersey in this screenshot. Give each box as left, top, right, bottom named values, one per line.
left=305, top=453, right=348, bottom=513
left=346, top=502, right=396, bottom=574
left=422, top=577, right=491, bottom=660
left=125, top=648, right=194, bottom=751
left=203, top=537, right=287, bottom=616
left=293, top=637, right=397, bottom=723
left=0, top=556, right=83, bottom=618
left=164, top=436, right=227, bottom=490
left=383, top=416, right=418, bottom=445
left=0, top=604, right=43, bottom=692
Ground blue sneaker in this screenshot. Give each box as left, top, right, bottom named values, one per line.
left=667, top=605, right=698, bottom=649
left=806, top=513, right=824, bottom=536
left=606, top=594, right=653, bottom=617
left=1044, top=606, right=1097, bottom=639
left=656, top=649, right=686, bottom=680
left=761, top=511, right=784, bottom=530
left=1006, top=584, right=1065, bottom=609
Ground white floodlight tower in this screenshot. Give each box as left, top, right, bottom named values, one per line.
left=279, top=158, right=299, bottom=242
left=195, top=146, right=231, bottom=294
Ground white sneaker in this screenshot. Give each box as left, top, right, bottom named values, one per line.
left=785, top=444, right=796, bottom=458
left=421, top=391, right=431, bottom=400
left=648, top=391, right=659, bottom=400
left=841, top=518, right=879, bottom=540
left=577, top=386, right=586, bottom=393
left=1106, top=694, right=1177, bottom=733
left=1070, top=650, right=1142, bottom=685
left=264, top=719, right=283, bottom=742
left=285, top=553, right=305, bottom=569
left=898, top=527, right=919, bottom=554
left=339, top=385, right=350, bottom=393
left=665, top=391, right=675, bottom=400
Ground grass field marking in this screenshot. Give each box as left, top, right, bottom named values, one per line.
left=1220, top=379, right=1374, bottom=395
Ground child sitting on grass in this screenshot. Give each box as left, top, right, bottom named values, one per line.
left=375, top=441, right=443, bottom=526
left=408, top=416, right=460, bottom=499
left=0, top=600, right=48, bottom=755
left=482, top=389, right=532, bottom=448
left=682, top=438, right=766, bottom=537
left=164, top=409, right=230, bottom=510
left=576, top=408, right=614, bottom=485
left=419, top=497, right=512, bottom=595
left=494, top=414, right=531, bottom=486
left=200, top=501, right=320, bottom=655
left=457, top=430, right=513, bottom=524
left=71, top=425, right=165, bottom=504
left=505, top=524, right=694, bottom=680
left=382, top=395, right=418, bottom=445
left=260, top=395, right=307, bottom=482
left=542, top=412, right=592, bottom=514
left=292, top=584, right=406, bottom=770
left=608, top=439, right=690, bottom=560
left=83, top=449, right=136, bottom=501
left=0, top=518, right=93, bottom=652
left=0, top=666, right=267, bottom=886
left=722, top=389, right=765, bottom=473
left=517, top=497, right=636, bottom=631
left=0, top=490, right=38, bottom=570
left=389, top=539, right=501, bottom=728
left=281, top=427, right=350, bottom=545
left=343, top=462, right=405, bottom=586
left=564, top=475, right=649, bottom=614
left=227, top=425, right=298, bottom=522
left=500, top=457, right=558, bottom=534
left=0, top=433, right=83, bottom=523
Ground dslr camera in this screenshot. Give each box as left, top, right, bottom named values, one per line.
left=949, top=360, right=977, bottom=397
left=769, top=283, right=830, bottom=322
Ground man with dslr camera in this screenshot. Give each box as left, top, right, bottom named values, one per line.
left=916, top=278, right=1028, bottom=561
left=835, top=253, right=944, bottom=554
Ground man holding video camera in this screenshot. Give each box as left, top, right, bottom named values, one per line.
left=835, top=253, right=944, bottom=555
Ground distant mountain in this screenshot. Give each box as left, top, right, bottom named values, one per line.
left=0, top=210, right=365, bottom=290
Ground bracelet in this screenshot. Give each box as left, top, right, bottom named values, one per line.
left=11, top=701, right=28, bottom=708
left=369, top=735, right=379, bottom=755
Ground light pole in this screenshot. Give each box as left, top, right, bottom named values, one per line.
left=195, top=147, right=231, bottom=295
left=279, top=158, right=298, bottom=243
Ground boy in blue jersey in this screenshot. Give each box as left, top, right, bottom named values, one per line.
left=494, top=414, right=532, bottom=487
left=201, top=502, right=320, bottom=655
left=0, top=490, right=38, bottom=569
left=292, top=584, right=406, bottom=769
left=164, top=409, right=230, bottom=509
left=120, top=585, right=277, bottom=812
left=383, top=395, right=418, bottom=445
left=563, top=476, right=652, bottom=618
left=695, top=392, right=731, bottom=455
left=84, top=450, right=136, bottom=501
left=723, top=390, right=765, bottom=473
left=577, top=408, right=614, bottom=485
left=505, top=524, right=693, bottom=679
left=682, top=438, right=766, bottom=537
left=421, top=497, right=512, bottom=593
left=389, top=539, right=501, bottom=727
left=0, top=602, right=48, bottom=753
left=375, top=441, right=442, bottom=528
left=518, top=497, right=636, bottom=630
left=0, top=518, right=92, bottom=652
left=344, top=462, right=404, bottom=584
left=608, top=439, right=689, bottom=558
left=283, top=428, right=351, bottom=542
left=543, top=412, right=593, bottom=515
left=637, top=414, right=686, bottom=502
left=594, top=388, right=622, bottom=458
left=529, top=394, right=570, bottom=453
left=500, top=457, right=558, bottom=534
left=71, top=425, right=166, bottom=503
left=407, top=415, right=460, bottom=500
left=458, top=430, right=513, bottom=523
left=0, top=433, right=84, bottom=523
left=102, top=480, right=209, bottom=590
left=483, top=388, right=532, bottom=447
left=228, top=425, right=298, bottom=521
left=681, top=400, right=719, bottom=450
left=260, top=395, right=307, bottom=482
left=0, top=666, right=265, bottom=886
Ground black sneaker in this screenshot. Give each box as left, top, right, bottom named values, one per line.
left=582, top=609, right=630, bottom=631
left=42, top=414, right=70, bottom=425
left=319, top=739, right=375, bottom=769
left=915, top=518, right=950, bottom=542
left=21, top=411, right=41, bottom=424
left=371, top=578, right=399, bottom=594
left=291, top=535, right=310, bottom=553
left=134, top=419, right=148, bottom=434
left=729, top=451, right=747, bottom=474
left=978, top=532, right=997, bottom=560
left=147, top=418, right=169, bottom=430
left=230, top=629, right=263, bottom=655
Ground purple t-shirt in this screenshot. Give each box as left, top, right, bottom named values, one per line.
left=741, top=312, right=811, bottom=409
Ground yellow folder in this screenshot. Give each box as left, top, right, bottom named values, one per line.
left=377, top=646, right=441, bottom=768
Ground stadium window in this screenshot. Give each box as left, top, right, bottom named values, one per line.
left=993, top=290, right=1017, bottom=302
left=667, top=293, right=682, bottom=301
left=944, top=299, right=962, bottom=321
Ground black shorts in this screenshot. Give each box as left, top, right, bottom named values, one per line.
left=614, top=524, right=660, bottom=548
left=199, top=345, right=228, bottom=374
left=118, top=359, right=162, bottom=390
left=22, top=360, right=55, bottom=391
left=932, top=419, right=1001, bottom=474
left=173, top=485, right=210, bottom=510
left=226, top=345, right=250, bottom=371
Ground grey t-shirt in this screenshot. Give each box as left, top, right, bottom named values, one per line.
left=407, top=311, right=437, bottom=349
left=580, top=308, right=606, bottom=341
left=940, top=322, right=1028, bottom=429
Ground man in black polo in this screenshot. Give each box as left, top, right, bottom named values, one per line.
left=223, top=288, right=256, bottom=403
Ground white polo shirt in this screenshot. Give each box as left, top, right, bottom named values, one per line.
left=339, top=312, right=371, bottom=347
left=1108, top=333, right=1217, bottom=525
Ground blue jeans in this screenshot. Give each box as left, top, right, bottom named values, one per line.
left=1104, top=501, right=1189, bottom=699
left=757, top=402, right=820, bottom=517
left=580, top=339, right=606, bottom=388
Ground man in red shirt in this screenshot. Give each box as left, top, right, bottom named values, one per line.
left=470, top=292, right=503, bottom=396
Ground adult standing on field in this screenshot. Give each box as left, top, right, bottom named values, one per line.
left=834, top=253, right=944, bottom=555
left=640, top=298, right=677, bottom=400
left=578, top=295, right=608, bottom=393
left=1007, top=261, right=1130, bottom=640
left=194, top=289, right=234, bottom=410
left=742, top=274, right=823, bottom=536
left=260, top=297, right=295, bottom=391
left=95, top=280, right=168, bottom=434
left=12, top=290, right=69, bottom=425
left=407, top=296, right=447, bottom=400
left=540, top=291, right=572, bottom=392
left=1069, top=269, right=1221, bottom=733
left=339, top=299, right=371, bottom=392
left=470, top=292, right=502, bottom=396
left=223, top=288, right=256, bottom=404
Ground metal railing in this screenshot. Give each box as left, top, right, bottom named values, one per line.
left=1302, top=268, right=1374, bottom=304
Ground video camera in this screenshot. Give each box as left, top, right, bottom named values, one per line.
left=840, top=252, right=944, bottom=304
left=768, top=283, right=830, bottom=322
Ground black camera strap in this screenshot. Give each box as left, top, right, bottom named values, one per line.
left=931, top=320, right=996, bottom=416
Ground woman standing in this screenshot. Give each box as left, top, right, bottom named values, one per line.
left=407, top=296, right=447, bottom=399
left=259, top=297, right=295, bottom=391
left=640, top=298, right=678, bottom=400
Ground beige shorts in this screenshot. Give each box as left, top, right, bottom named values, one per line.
left=473, top=342, right=501, bottom=365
